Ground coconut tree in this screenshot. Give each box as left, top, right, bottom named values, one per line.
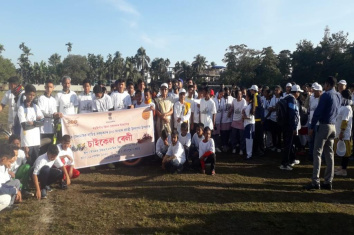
left=0, top=44, right=4, bottom=55
left=65, top=42, right=73, bottom=53
left=134, top=47, right=150, bottom=79
left=192, top=54, right=208, bottom=75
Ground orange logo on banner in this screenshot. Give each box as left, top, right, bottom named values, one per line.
left=142, top=110, right=150, bottom=120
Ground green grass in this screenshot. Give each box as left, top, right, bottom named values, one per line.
left=1, top=91, right=354, bottom=234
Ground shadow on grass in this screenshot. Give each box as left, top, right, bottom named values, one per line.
left=115, top=210, right=354, bottom=234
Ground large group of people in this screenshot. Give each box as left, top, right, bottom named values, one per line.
left=0, top=74, right=353, bottom=212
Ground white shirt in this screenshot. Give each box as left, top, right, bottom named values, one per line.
left=166, top=142, right=186, bottom=164
left=156, top=136, right=171, bottom=157
left=198, top=139, right=215, bottom=159
left=179, top=133, right=191, bottom=147
left=134, top=101, right=156, bottom=110
left=191, top=98, right=201, bottom=124
left=232, top=98, right=247, bottom=122
left=263, top=98, right=272, bottom=120
left=269, top=96, right=281, bottom=122
left=57, top=144, right=74, bottom=166
left=191, top=133, right=204, bottom=149
left=1, top=90, right=15, bottom=124
left=309, top=95, right=319, bottom=125
left=38, top=94, right=57, bottom=134
left=221, top=96, right=234, bottom=123
left=335, top=105, right=353, bottom=140
left=55, top=90, right=79, bottom=115
left=78, top=92, right=94, bottom=113
left=169, top=93, right=179, bottom=104
left=174, top=101, right=191, bottom=133
left=92, top=94, right=113, bottom=112
left=33, top=153, right=64, bottom=175
left=244, top=104, right=255, bottom=127
left=0, top=165, right=11, bottom=184
left=17, top=104, right=43, bottom=147
left=10, top=149, right=27, bottom=173
left=214, top=97, right=223, bottom=124
left=110, top=91, right=132, bottom=110
left=200, top=98, right=217, bottom=130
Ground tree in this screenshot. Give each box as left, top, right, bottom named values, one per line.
left=150, top=58, right=170, bottom=81
left=18, top=42, right=33, bottom=83
left=32, top=61, right=49, bottom=84
left=278, top=50, right=292, bottom=81
left=291, top=40, right=317, bottom=84
left=0, top=44, right=4, bottom=55
left=124, top=56, right=141, bottom=81
left=65, top=42, right=73, bottom=53
left=256, top=47, right=281, bottom=85
left=0, top=56, right=16, bottom=83
left=48, top=53, right=62, bottom=83
left=61, top=54, right=89, bottom=85
left=134, top=47, right=150, bottom=79
left=192, top=54, right=208, bottom=75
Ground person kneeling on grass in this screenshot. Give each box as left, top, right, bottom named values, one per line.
left=57, top=135, right=80, bottom=180
left=0, top=144, right=22, bottom=211
left=162, top=130, right=186, bottom=173
left=32, top=144, right=71, bottom=200
left=199, top=127, right=216, bottom=175
left=156, top=129, right=171, bottom=160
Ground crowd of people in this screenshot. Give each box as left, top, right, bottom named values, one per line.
left=0, top=75, right=353, bottom=212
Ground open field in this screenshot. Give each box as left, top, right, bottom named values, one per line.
left=1, top=91, right=354, bottom=234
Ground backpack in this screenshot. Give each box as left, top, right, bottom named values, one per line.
left=276, top=97, right=289, bottom=127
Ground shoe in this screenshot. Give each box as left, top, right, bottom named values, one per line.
left=232, top=149, right=236, bottom=154
left=60, top=180, right=68, bottom=190
left=45, top=185, right=53, bottom=193
left=290, top=160, right=300, bottom=166
left=303, top=183, right=320, bottom=191
left=321, top=183, right=332, bottom=190
left=215, top=147, right=222, bottom=153
left=279, top=165, right=293, bottom=171
left=239, top=150, right=243, bottom=155
left=41, top=189, right=47, bottom=199
left=107, top=163, right=116, bottom=169
left=335, top=169, right=347, bottom=176
left=211, top=170, right=216, bottom=176
left=246, top=155, right=252, bottom=160
left=277, top=149, right=281, bottom=153
left=201, top=169, right=206, bottom=174
left=334, top=167, right=342, bottom=173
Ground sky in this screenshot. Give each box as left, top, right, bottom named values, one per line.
left=1, top=0, right=354, bottom=68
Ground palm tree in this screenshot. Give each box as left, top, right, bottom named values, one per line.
left=65, top=42, right=73, bottom=53
left=113, top=51, right=125, bottom=80
left=0, top=44, right=4, bottom=55
left=18, top=42, right=33, bottom=83
left=135, top=47, right=150, bottom=79
left=192, top=54, right=208, bottom=75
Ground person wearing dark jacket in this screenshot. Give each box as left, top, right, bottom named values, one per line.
left=249, top=85, right=265, bottom=157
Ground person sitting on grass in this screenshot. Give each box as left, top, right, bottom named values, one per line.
left=162, top=130, right=186, bottom=173
left=57, top=135, right=80, bottom=180
left=199, top=126, right=216, bottom=175
left=0, top=144, right=22, bottom=211
left=32, top=144, right=71, bottom=200
left=190, top=123, right=205, bottom=169
left=156, top=129, right=171, bottom=160
left=179, top=122, right=191, bottom=166
left=8, top=135, right=31, bottom=195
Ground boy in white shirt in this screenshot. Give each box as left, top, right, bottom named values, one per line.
left=199, top=126, right=216, bottom=175
left=190, top=88, right=203, bottom=134
left=200, top=86, right=216, bottom=130
left=179, top=123, right=191, bottom=163
left=156, top=129, right=171, bottom=159
left=57, top=135, right=80, bottom=180
left=173, top=89, right=191, bottom=133
left=162, top=130, right=186, bottom=173
left=190, top=123, right=205, bottom=169
left=243, top=91, right=256, bottom=159
left=78, top=79, right=94, bottom=113
left=55, top=76, right=79, bottom=115
left=17, top=84, right=44, bottom=165
left=110, top=79, right=133, bottom=110
left=32, top=144, right=71, bottom=200
left=92, top=85, right=114, bottom=112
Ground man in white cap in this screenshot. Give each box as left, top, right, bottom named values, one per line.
left=173, top=88, right=191, bottom=134
left=308, top=83, right=323, bottom=161
left=338, top=80, right=347, bottom=94
left=249, top=85, right=265, bottom=157
left=283, top=83, right=292, bottom=97
left=155, top=83, right=174, bottom=139
left=280, top=84, right=302, bottom=170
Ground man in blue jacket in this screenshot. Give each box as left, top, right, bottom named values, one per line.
left=305, top=76, right=341, bottom=190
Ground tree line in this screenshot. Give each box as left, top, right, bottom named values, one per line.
left=0, top=26, right=353, bottom=86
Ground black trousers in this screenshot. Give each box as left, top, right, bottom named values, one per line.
left=253, top=121, right=264, bottom=154
left=28, top=146, right=40, bottom=166
left=37, top=166, right=63, bottom=189
left=282, top=129, right=295, bottom=166
left=269, top=120, right=282, bottom=149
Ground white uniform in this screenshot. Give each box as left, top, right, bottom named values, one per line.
left=32, top=153, right=64, bottom=175
left=166, top=142, right=186, bottom=164
left=38, top=94, right=57, bottom=134
left=17, top=104, right=43, bottom=147
left=55, top=90, right=79, bottom=115
left=78, top=92, right=94, bottom=113
left=10, top=149, right=27, bottom=173
left=200, top=98, right=217, bottom=130
left=110, top=91, right=132, bottom=110
left=92, top=94, right=113, bottom=112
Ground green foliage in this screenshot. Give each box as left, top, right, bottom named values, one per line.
left=61, top=54, right=90, bottom=85
left=0, top=56, right=16, bottom=82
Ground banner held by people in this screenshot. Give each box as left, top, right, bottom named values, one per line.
left=62, top=107, right=155, bottom=169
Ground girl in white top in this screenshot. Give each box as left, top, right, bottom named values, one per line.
left=173, top=89, right=191, bottom=134
left=229, top=90, right=247, bottom=154
left=220, top=88, right=234, bottom=152
left=243, top=90, right=255, bottom=159
left=268, top=85, right=283, bottom=152
left=199, top=87, right=216, bottom=130
left=199, top=126, right=216, bottom=175
left=334, top=90, right=353, bottom=176
left=162, top=130, right=186, bottom=173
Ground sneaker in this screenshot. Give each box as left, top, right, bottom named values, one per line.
left=335, top=169, right=347, bottom=176
left=232, top=149, right=236, bottom=154
left=303, top=183, right=320, bottom=191
left=246, top=155, right=252, bottom=160
left=239, top=150, right=244, bottom=155
left=320, top=182, right=332, bottom=190
left=107, top=163, right=116, bottom=169
left=41, top=189, right=47, bottom=199
left=279, top=165, right=293, bottom=171
left=277, top=149, right=281, bottom=153
left=45, top=185, right=53, bottom=193
left=60, top=180, right=68, bottom=190
left=290, top=160, right=300, bottom=166
left=334, top=167, right=342, bottom=173
left=215, top=147, right=222, bottom=153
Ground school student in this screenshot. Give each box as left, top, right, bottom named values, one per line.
left=199, top=126, right=216, bottom=175
left=55, top=76, right=79, bottom=115
left=92, top=85, right=113, bottom=112
left=199, top=86, right=217, bottom=131
left=57, top=135, right=80, bottom=180
left=173, top=89, right=191, bottom=134
left=162, top=130, right=186, bottom=173
left=32, top=144, right=71, bottom=200
left=243, top=90, right=256, bottom=159
left=110, top=79, right=133, bottom=110
left=156, top=129, right=171, bottom=159
left=220, top=87, right=234, bottom=152
left=17, top=84, right=44, bottom=165
left=213, top=89, right=223, bottom=152
left=78, top=79, right=94, bottom=114
left=179, top=122, right=192, bottom=162
left=190, top=88, right=203, bottom=133
left=0, top=144, right=22, bottom=211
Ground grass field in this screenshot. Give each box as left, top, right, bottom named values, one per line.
left=1, top=91, right=354, bottom=234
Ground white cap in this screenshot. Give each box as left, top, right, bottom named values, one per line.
left=312, top=83, right=322, bottom=91
left=249, top=85, right=258, bottom=91
left=338, top=80, right=347, bottom=85
left=291, top=84, right=303, bottom=92
left=286, top=83, right=292, bottom=87
left=336, top=140, right=346, bottom=157
left=160, top=83, right=168, bottom=88
left=179, top=88, right=186, bottom=94
left=311, top=82, right=319, bottom=88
